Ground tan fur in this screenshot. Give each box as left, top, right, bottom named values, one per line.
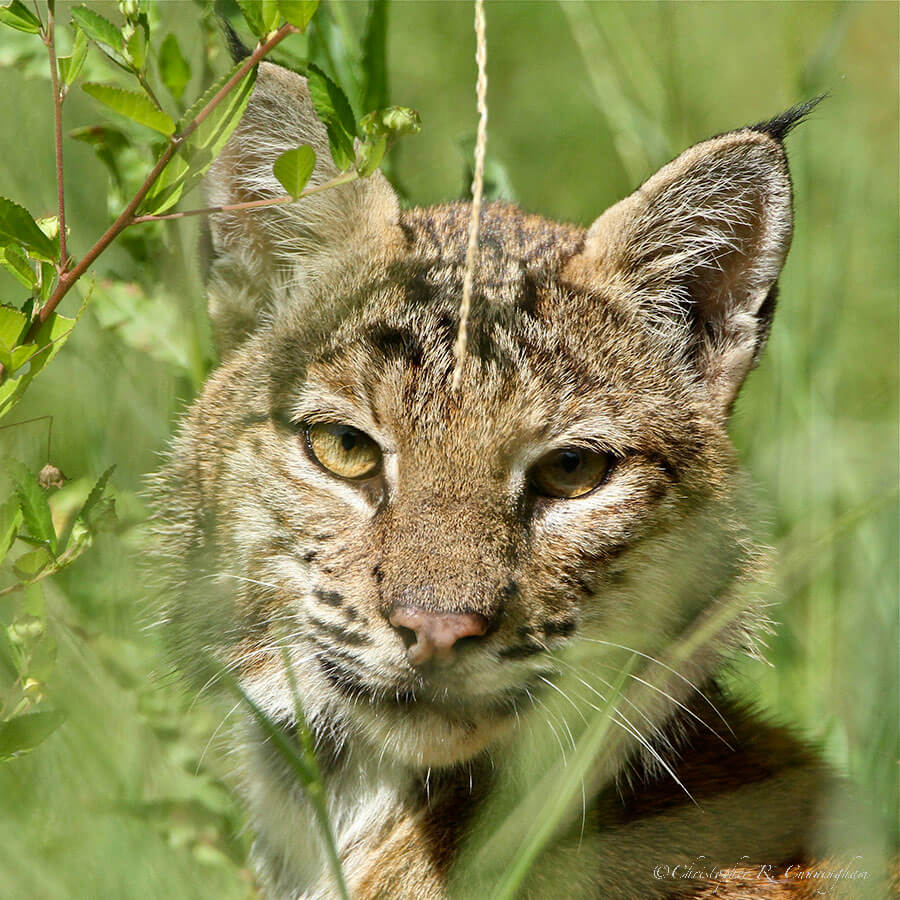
left=148, top=65, right=842, bottom=897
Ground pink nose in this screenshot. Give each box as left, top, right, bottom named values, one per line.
left=388, top=606, right=489, bottom=666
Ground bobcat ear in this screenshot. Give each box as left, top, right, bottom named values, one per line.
left=565, top=103, right=818, bottom=411
left=205, top=63, right=401, bottom=355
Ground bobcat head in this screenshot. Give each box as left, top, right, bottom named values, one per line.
left=151, top=63, right=810, bottom=773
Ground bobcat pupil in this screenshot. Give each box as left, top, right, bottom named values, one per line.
left=341, top=431, right=356, bottom=452
left=559, top=451, right=580, bottom=473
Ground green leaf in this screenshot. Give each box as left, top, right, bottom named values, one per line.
left=305, top=63, right=356, bottom=133
left=79, top=464, right=116, bottom=528
left=0, top=311, right=77, bottom=419
left=236, top=0, right=266, bottom=38
left=12, top=547, right=52, bottom=581
left=326, top=124, right=354, bottom=171
left=58, top=25, right=88, bottom=86
left=0, top=495, right=21, bottom=561
left=82, top=83, right=175, bottom=135
left=273, top=146, right=316, bottom=198
left=0, top=305, right=27, bottom=349
left=125, top=24, right=147, bottom=71
left=355, top=134, right=385, bottom=177
left=361, top=0, right=388, bottom=114
left=1, top=246, right=37, bottom=290
left=5, top=460, right=55, bottom=554
left=0, top=197, right=57, bottom=262
left=139, top=61, right=257, bottom=216
left=279, top=0, right=318, bottom=32
left=0, top=710, right=65, bottom=759
left=261, top=0, right=281, bottom=33
left=158, top=33, right=190, bottom=101
left=70, top=5, right=128, bottom=68
left=0, top=1, right=42, bottom=34
left=305, top=64, right=356, bottom=170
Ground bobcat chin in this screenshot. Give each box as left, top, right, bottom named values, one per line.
left=150, top=63, right=835, bottom=898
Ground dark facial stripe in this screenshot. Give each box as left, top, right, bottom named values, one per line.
left=308, top=616, right=372, bottom=647
left=316, top=656, right=366, bottom=697
left=305, top=633, right=365, bottom=668
left=498, top=643, right=545, bottom=660
left=542, top=619, right=577, bottom=638
left=312, top=588, right=344, bottom=608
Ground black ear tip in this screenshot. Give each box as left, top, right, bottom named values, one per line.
left=221, top=18, right=252, bottom=62
left=751, top=93, right=828, bottom=142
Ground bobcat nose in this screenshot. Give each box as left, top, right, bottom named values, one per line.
left=388, top=606, right=489, bottom=667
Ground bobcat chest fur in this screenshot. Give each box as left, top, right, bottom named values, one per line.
left=150, top=64, right=830, bottom=898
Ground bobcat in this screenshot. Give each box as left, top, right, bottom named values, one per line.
left=150, top=64, right=843, bottom=898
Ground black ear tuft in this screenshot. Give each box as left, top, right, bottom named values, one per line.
left=221, top=18, right=252, bottom=62
left=751, top=94, right=827, bottom=142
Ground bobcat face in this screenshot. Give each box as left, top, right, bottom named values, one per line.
left=152, top=64, right=803, bottom=773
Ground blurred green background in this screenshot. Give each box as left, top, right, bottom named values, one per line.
left=0, top=1, right=896, bottom=896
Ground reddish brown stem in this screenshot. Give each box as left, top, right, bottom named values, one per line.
left=0, top=22, right=298, bottom=385
left=46, top=1, right=67, bottom=274
left=130, top=171, right=360, bottom=224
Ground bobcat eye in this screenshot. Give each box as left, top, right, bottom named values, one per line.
left=305, top=423, right=382, bottom=481
left=530, top=447, right=611, bottom=499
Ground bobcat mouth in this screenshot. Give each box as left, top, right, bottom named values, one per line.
left=316, top=655, right=551, bottom=717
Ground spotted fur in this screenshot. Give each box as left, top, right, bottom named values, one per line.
left=148, top=64, right=838, bottom=897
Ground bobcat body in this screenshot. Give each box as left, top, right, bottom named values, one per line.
left=150, top=64, right=835, bottom=898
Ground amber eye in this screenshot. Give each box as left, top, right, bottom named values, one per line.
left=530, top=447, right=611, bottom=499
left=306, top=423, right=382, bottom=480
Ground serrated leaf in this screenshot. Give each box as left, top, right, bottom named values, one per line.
left=0, top=198, right=57, bottom=262
left=58, top=25, right=88, bottom=86
left=4, top=469, right=49, bottom=548
left=0, top=244, right=37, bottom=291
left=12, top=547, right=51, bottom=580
left=279, top=0, right=318, bottom=32
left=80, top=464, right=115, bottom=525
left=0, top=495, right=21, bottom=561
left=236, top=0, right=266, bottom=38
left=82, top=83, right=174, bottom=134
left=158, top=33, right=190, bottom=101
left=5, top=460, right=55, bottom=553
left=125, top=24, right=147, bottom=71
left=326, top=124, right=354, bottom=171
left=273, top=146, right=316, bottom=198
left=0, top=311, right=76, bottom=419
left=0, top=305, right=26, bottom=348
left=0, top=709, right=65, bottom=759
left=0, top=1, right=41, bottom=34
left=70, top=5, right=128, bottom=69
left=305, top=65, right=356, bottom=171
left=139, top=61, right=257, bottom=216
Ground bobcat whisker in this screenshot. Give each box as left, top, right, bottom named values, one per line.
left=578, top=637, right=735, bottom=736
left=196, top=700, right=242, bottom=774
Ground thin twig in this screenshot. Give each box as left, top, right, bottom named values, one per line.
left=45, top=0, right=67, bottom=274
left=451, top=0, right=488, bottom=390
left=130, top=170, right=360, bottom=224
left=136, top=70, right=165, bottom=113
left=0, top=22, right=299, bottom=386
